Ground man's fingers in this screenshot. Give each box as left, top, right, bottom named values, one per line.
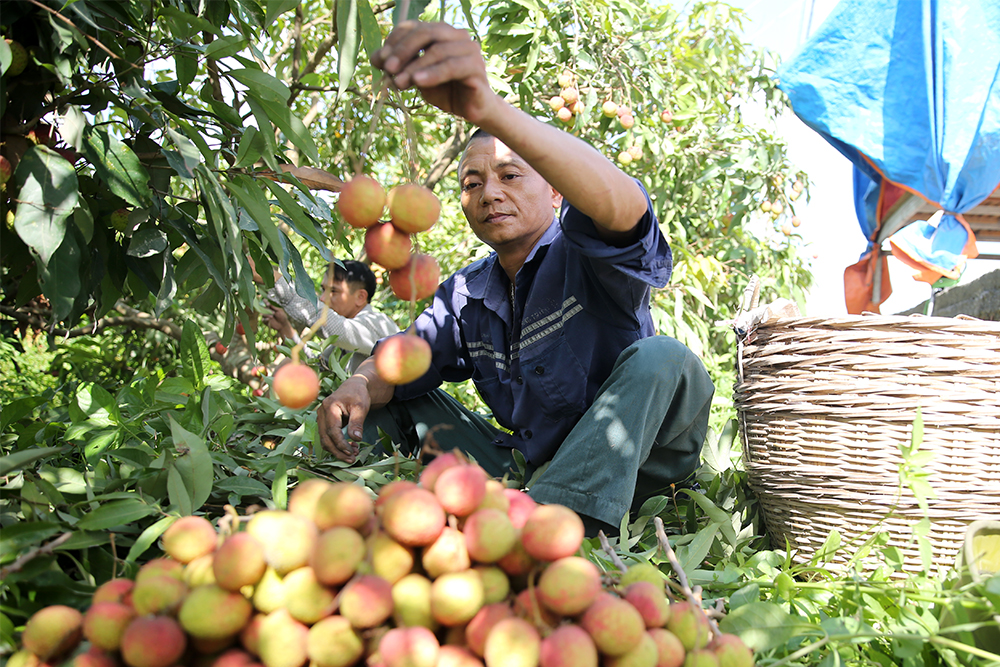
left=392, top=39, right=483, bottom=90
left=374, top=22, right=471, bottom=76
left=317, top=398, right=355, bottom=462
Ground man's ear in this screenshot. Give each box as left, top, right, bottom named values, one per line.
left=551, top=187, right=563, bottom=210
left=354, top=288, right=369, bottom=308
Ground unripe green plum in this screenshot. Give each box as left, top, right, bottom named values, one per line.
left=392, top=573, right=437, bottom=630
left=431, top=569, right=485, bottom=627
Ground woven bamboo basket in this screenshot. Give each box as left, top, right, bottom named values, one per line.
left=733, top=314, right=1000, bottom=574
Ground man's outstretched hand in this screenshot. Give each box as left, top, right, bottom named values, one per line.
left=372, top=22, right=500, bottom=126
left=317, top=377, right=372, bottom=463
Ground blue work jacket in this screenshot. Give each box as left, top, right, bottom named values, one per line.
left=394, top=183, right=672, bottom=464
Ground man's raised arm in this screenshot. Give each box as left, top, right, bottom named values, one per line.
left=373, top=22, right=648, bottom=240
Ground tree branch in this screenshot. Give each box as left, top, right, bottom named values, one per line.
left=288, top=33, right=337, bottom=106
left=0, top=533, right=73, bottom=580
left=0, top=302, right=183, bottom=340
left=424, top=123, right=473, bottom=190
left=203, top=32, right=225, bottom=103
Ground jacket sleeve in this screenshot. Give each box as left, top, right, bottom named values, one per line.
left=559, top=179, right=672, bottom=288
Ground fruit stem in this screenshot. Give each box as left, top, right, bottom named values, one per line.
left=653, top=516, right=721, bottom=639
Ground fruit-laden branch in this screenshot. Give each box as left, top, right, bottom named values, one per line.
left=424, top=124, right=473, bottom=191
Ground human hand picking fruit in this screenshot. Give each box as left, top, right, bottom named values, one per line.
left=371, top=22, right=500, bottom=127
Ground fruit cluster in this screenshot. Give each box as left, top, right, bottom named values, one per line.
left=11, top=455, right=754, bottom=667
left=336, top=175, right=442, bottom=303
left=336, top=174, right=440, bottom=386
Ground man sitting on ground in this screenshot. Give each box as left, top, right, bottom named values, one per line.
left=317, top=22, right=715, bottom=536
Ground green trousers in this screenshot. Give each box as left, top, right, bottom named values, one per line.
left=361, top=336, right=715, bottom=529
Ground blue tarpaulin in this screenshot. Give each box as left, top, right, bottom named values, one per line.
left=777, top=0, right=1000, bottom=312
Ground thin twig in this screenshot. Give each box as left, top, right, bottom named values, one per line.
left=598, top=531, right=628, bottom=573
left=653, top=516, right=721, bottom=637
left=0, top=533, right=73, bottom=579
left=26, top=0, right=134, bottom=68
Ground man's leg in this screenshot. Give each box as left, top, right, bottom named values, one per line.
left=527, top=336, right=715, bottom=529
left=361, top=388, right=518, bottom=480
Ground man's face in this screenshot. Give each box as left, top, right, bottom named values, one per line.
left=321, top=275, right=364, bottom=318
left=459, top=137, right=562, bottom=252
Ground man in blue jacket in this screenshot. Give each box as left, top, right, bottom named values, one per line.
left=318, top=21, right=715, bottom=535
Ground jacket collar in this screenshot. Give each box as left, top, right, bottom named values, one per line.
left=459, top=218, right=560, bottom=304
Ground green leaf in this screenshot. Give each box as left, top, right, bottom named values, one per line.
left=234, top=127, right=265, bottom=169
left=0, top=38, right=10, bottom=75
left=265, top=0, right=301, bottom=25
left=0, top=447, right=65, bottom=477
left=459, top=0, right=478, bottom=36
left=204, top=35, right=248, bottom=60
left=231, top=68, right=291, bottom=104
left=337, top=0, right=362, bottom=98
left=814, top=528, right=842, bottom=562
left=82, top=126, right=150, bottom=207
left=679, top=489, right=738, bottom=545
left=163, top=127, right=202, bottom=180
left=168, top=417, right=214, bottom=513
left=357, top=0, right=383, bottom=61
left=265, top=180, right=328, bottom=254
left=272, top=458, right=288, bottom=510
left=126, top=515, right=177, bottom=562
left=40, top=228, right=83, bottom=322
left=718, top=601, right=817, bottom=652
left=77, top=499, right=157, bottom=531
left=180, top=319, right=210, bottom=390
left=228, top=175, right=284, bottom=263
left=75, top=382, right=119, bottom=427
left=83, top=429, right=119, bottom=461
left=13, top=145, right=79, bottom=267
left=0, top=522, right=62, bottom=560
left=1, top=395, right=47, bottom=432
left=393, top=0, right=432, bottom=23
left=253, top=97, right=321, bottom=165
left=214, top=476, right=271, bottom=500
left=678, top=521, right=719, bottom=574
left=730, top=583, right=760, bottom=609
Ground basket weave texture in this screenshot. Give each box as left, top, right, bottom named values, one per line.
left=734, top=314, right=1000, bottom=573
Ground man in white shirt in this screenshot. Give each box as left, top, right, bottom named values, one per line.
left=265, top=260, right=400, bottom=374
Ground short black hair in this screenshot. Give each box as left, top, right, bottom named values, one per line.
left=458, top=128, right=496, bottom=175
left=332, top=260, right=377, bottom=303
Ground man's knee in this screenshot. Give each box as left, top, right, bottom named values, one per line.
left=621, top=337, right=711, bottom=384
